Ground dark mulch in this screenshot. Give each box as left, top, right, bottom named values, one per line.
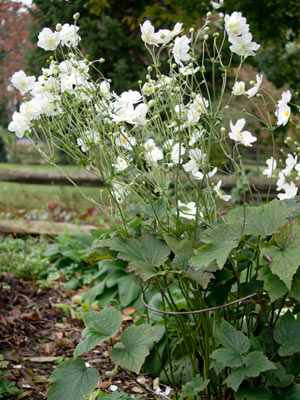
left=0, top=275, right=154, bottom=399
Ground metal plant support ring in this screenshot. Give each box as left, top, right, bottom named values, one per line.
left=141, top=290, right=258, bottom=315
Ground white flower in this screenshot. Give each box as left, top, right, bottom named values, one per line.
left=262, top=157, right=277, bottom=178
left=215, top=180, right=231, bottom=202
left=37, top=94, right=62, bottom=116
left=155, top=386, right=172, bottom=397
left=193, top=95, right=209, bottom=114
left=179, top=66, right=200, bottom=76
left=112, top=182, right=128, bottom=203
left=189, top=129, right=203, bottom=146
left=145, top=147, right=164, bottom=165
left=77, top=130, right=100, bottom=152
left=109, top=385, right=118, bottom=392
left=276, top=172, right=286, bottom=191
left=118, top=90, right=142, bottom=106
left=142, top=82, right=155, bottom=96
left=178, top=200, right=198, bottom=220
left=59, top=24, right=81, bottom=47
left=10, top=70, right=36, bottom=95
left=112, top=103, right=148, bottom=125
left=20, top=100, right=42, bottom=121
left=140, top=20, right=161, bottom=46
left=8, top=111, right=31, bottom=138
left=99, top=81, right=111, bottom=99
left=228, top=118, right=257, bottom=147
left=275, top=90, right=292, bottom=126
left=171, top=143, right=185, bottom=164
left=115, top=130, right=136, bottom=150
left=37, top=27, right=60, bottom=51
left=295, top=164, right=300, bottom=176
left=245, top=74, right=263, bottom=98
left=113, top=157, right=129, bottom=171
left=282, top=154, right=297, bottom=176
left=229, top=32, right=260, bottom=57
left=278, top=90, right=292, bottom=107
left=157, top=23, right=183, bottom=44
left=232, top=81, right=245, bottom=96
left=173, top=36, right=191, bottom=66
left=225, top=12, right=249, bottom=37
left=278, top=182, right=298, bottom=200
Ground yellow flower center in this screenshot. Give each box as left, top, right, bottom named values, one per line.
left=121, top=137, right=127, bottom=144
left=237, top=130, right=243, bottom=138
left=285, top=110, right=290, bottom=117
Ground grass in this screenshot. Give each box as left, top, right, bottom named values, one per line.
left=0, top=162, right=81, bottom=171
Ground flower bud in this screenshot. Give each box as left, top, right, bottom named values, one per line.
left=73, top=12, right=80, bottom=21
left=221, top=127, right=226, bottom=133
left=99, top=58, right=105, bottom=63
left=138, top=80, right=142, bottom=85
left=172, top=63, right=177, bottom=68
left=204, top=34, right=209, bottom=41
left=189, top=27, right=195, bottom=33
left=213, top=32, right=219, bottom=38
left=148, top=100, right=155, bottom=107
left=250, top=80, right=255, bottom=86
left=204, top=26, right=210, bottom=32
left=147, top=66, right=152, bottom=72
left=56, top=23, right=62, bottom=32
left=206, top=11, right=212, bottom=17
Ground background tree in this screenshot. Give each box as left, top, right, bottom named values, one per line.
left=0, top=1, right=32, bottom=127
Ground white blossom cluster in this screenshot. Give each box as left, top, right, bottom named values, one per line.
left=7, top=11, right=298, bottom=226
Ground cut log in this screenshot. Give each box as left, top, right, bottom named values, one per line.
left=0, top=219, right=97, bottom=235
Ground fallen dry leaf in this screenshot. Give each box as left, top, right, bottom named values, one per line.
left=132, top=386, right=144, bottom=394
left=97, top=380, right=112, bottom=389
left=122, top=307, right=136, bottom=315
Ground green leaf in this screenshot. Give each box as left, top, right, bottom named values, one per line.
left=274, top=310, right=300, bottom=356
left=162, top=234, right=192, bottom=255
left=102, top=235, right=170, bottom=266
left=181, top=375, right=210, bottom=397
left=217, top=320, right=250, bottom=354
left=74, top=308, right=122, bottom=358
left=47, top=358, right=99, bottom=400
left=284, top=384, right=300, bottom=400
left=110, top=325, right=158, bottom=373
left=210, top=348, right=245, bottom=369
left=227, top=200, right=289, bottom=236
left=225, top=351, right=275, bottom=392
left=264, top=362, right=294, bottom=387
left=291, top=267, right=300, bottom=300
left=191, top=224, right=242, bottom=269
left=235, top=385, right=275, bottom=400
left=257, top=265, right=287, bottom=302
left=127, top=260, right=158, bottom=281
left=263, top=223, right=300, bottom=288
left=186, top=261, right=218, bottom=289
left=117, top=276, right=141, bottom=307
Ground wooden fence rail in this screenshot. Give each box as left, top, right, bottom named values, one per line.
left=0, top=168, right=297, bottom=193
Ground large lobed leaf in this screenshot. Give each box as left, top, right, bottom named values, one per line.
left=263, top=223, right=300, bottom=289
left=74, top=308, right=122, bottom=358
left=226, top=200, right=289, bottom=236
left=274, top=310, right=300, bottom=356
left=47, top=358, right=99, bottom=400
left=110, top=325, right=158, bottom=373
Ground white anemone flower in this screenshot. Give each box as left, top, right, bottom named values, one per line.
left=179, top=66, right=200, bottom=76
left=278, top=90, right=292, bottom=107
left=173, top=36, right=191, bottom=66
left=275, top=104, right=291, bottom=126
left=156, top=22, right=183, bottom=44
left=225, top=12, right=249, bottom=37
left=115, top=130, right=136, bottom=150
left=8, top=111, right=31, bottom=138
left=20, top=100, right=42, bottom=121
left=145, top=148, right=164, bottom=165
left=262, top=157, right=277, bottom=178
left=228, top=118, right=257, bottom=147
left=276, top=172, right=286, bottom=191
left=282, top=154, right=297, bottom=176
left=245, top=74, right=263, bottom=98
left=111, top=182, right=128, bottom=203
left=37, top=27, right=60, bottom=51
left=277, top=182, right=298, bottom=201
left=215, top=180, right=231, bottom=202
left=10, top=70, right=36, bottom=95
left=113, top=157, right=129, bottom=172
left=171, top=143, right=186, bottom=164
left=295, top=164, right=300, bottom=176
left=59, top=24, right=81, bottom=47
left=189, top=129, right=203, bottom=146
left=229, top=32, right=260, bottom=57
left=178, top=200, right=198, bottom=220
left=140, top=20, right=161, bottom=46
left=232, top=81, right=245, bottom=96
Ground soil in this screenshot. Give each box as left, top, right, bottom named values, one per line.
left=0, top=274, right=155, bottom=399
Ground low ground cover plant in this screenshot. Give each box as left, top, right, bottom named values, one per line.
left=8, top=8, right=300, bottom=400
